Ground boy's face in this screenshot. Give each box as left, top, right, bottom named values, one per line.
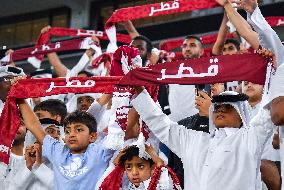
left=124, top=156, right=152, bottom=187
left=77, top=96, right=94, bottom=112
left=45, top=125, right=60, bottom=141
left=64, top=123, right=97, bottom=154
left=35, top=110, right=61, bottom=123
left=213, top=104, right=242, bottom=128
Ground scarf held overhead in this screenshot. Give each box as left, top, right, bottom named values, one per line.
left=119, top=54, right=269, bottom=86
left=0, top=76, right=121, bottom=164
left=0, top=27, right=132, bottom=64
left=36, top=27, right=131, bottom=46
left=104, top=0, right=219, bottom=52
left=105, top=0, right=219, bottom=28
left=0, top=53, right=269, bottom=164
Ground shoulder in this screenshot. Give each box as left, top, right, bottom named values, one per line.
left=87, top=142, right=115, bottom=160
left=178, top=114, right=198, bottom=128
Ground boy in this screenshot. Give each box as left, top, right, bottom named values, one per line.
left=18, top=100, right=114, bottom=190
left=96, top=145, right=177, bottom=190
left=33, top=99, right=67, bottom=124
left=131, top=89, right=276, bottom=190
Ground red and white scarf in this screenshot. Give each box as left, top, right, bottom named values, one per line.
left=105, top=0, right=219, bottom=52
left=1, top=27, right=131, bottom=67
left=97, top=163, right=181, bottom=190
left=0, top=76, right=121, bottom=164
left=1, top=38, right=94, bottom=64
left=119, top=53, right=269, bottom=86
left=0, top=53, right=269, bottom=164
left=105, top=45, right=159, bottom=150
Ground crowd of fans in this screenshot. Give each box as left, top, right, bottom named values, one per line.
left=1, top=0, right=284, bottom=189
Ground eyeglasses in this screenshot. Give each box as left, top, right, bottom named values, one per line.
left=213, top=104, right=235, bottom=113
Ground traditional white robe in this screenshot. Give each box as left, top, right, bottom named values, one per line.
left=132, top=90, right=276, bottom=190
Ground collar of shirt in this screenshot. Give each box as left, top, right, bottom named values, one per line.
left=250, top=103, right=260, bottom=116
left=214, top=128, right=239, bottom=138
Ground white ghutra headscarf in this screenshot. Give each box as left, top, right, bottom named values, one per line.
left=208, top=91, right=252, bottom=136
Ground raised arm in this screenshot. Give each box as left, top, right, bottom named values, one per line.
left=212, top=13, right=229, bottom=55
left=18, top=99, right=46, bottom=144
left=120, top=21, right=140, bottom=39
left=47, top=52, right=68, bottom=77
left=216, top=0, right=260, bottom=50
left=67, top=36, right=102, bottom=77
left=131, top=87, right=204, bottom=158
left=38, top=26, right=68, bottom=77
left=234, top=0, right=284, bottom=66
left=125, top=107, right=140, bottom=139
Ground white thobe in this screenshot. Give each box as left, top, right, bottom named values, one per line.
left=251, top=103, right=279, bottom=161
left=0, top=153, right=53, bottom=190
left=132, top=90, right=275, bottom=190
left=168, top=84, right=198, bottom=122
left=247, top=7, right=284, bottom=67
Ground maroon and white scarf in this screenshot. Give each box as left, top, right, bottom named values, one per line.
left=97, top=163, right=181, bottom=190
left=0, top=53, right=269, bottom=164
left=104, top=0, right=219, bottom=52
left=1, top=27, right=131, bottom=66
left=105, top=45, right=159, bottom=150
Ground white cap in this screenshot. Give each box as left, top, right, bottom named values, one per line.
left=0, top=66, right=25, bottom=78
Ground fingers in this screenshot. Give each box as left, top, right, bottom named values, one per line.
left=195, top=96, right=205, bottom=105
left=25, top=145, right=34, bottom=153
left=91, top=36, right=100, bottom=45
left=10, top=76, right=26, bottom=86
left=145, top=144, right=154, bottom=152
left=34, top=144, right=43, bottom=165
left=5, top=49, right=14, bottom=56
left=257, top=48, right=276, bottom=67
left=198, top=91, right=211, bottom=99
left=41, top=25, right=51, bottom=34
left=257, top=48, right=273, bottom=58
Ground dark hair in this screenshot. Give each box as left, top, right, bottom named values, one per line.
left=133, top=35, right=153, bottom=54
left=120, top=146, right=154, bottom=167
left=184, top=35, right=203, bottom=46
left=78, top=70, right=94, bottom=77
left=34, top=99, right=67, bottom=123
left=224, top=38, right=240, bottom=51
left=63, top=111, right=97, bottom=133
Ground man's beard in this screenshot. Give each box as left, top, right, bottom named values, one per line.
left=189, top=53, right=200, bottom=59
left=183, top=52, right=200, bottom=59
